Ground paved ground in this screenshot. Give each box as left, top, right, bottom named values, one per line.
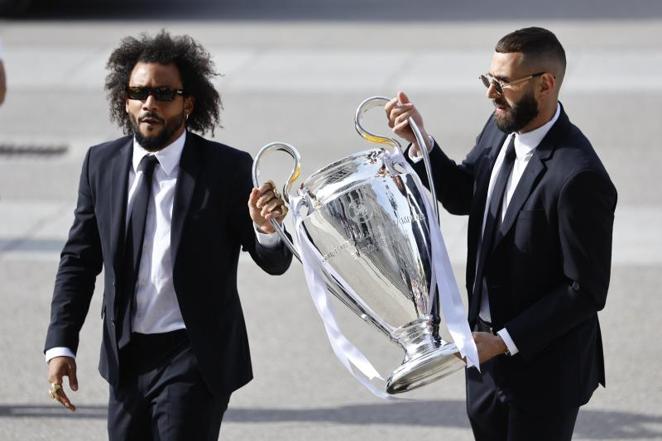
left=1, top=11, right=661, bottom=441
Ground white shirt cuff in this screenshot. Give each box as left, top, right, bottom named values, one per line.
left=407, top=136, right=436, bottom=163
left=496, top=328, right=519, bottom=356
left=45, top=347, right=75, bottom=363
left=253, top=223, right=282, bottom=248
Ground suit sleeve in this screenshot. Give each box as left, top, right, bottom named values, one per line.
left=505, top=169, right=617, bottom=359
left=44, top=148, right=103, bottom=355
left=231, top=151, right=293, bottom=276
left=408, top=117, right=493, bottom=215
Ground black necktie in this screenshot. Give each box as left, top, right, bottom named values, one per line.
left=118, top=154, right=159, bottom=348
left=471, top=136, right=517, bottom=321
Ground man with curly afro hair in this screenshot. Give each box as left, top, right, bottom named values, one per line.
left=44, top=31, right=292, bottom=440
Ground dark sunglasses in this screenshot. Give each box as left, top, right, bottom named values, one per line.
left=479, top=72, right=545, bottom=95
left=126, top=86, right=185, bottom=102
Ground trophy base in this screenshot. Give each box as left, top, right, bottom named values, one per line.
left=386, top=342, right=465, bottom=394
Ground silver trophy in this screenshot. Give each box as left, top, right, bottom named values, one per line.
left=253, top=96, right=466, bottom=394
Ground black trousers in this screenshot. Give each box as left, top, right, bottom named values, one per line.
left=466, top=358, right=579, bottom=441
left=108, top=331, right=230, bottom=441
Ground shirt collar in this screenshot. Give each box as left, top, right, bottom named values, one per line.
left=511, top=103, right=561, bottom=158
left=132, top=130, right=187, bottom=176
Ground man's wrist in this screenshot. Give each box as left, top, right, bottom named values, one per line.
left=45, top=347, right=76, bottom=363
left=253, top=223, right=282, bottom=247
left=408, top=135, right=436, bottom=163
left=496, top=328, right=519, bottom=356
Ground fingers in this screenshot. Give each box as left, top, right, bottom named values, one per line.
left=384, top=91, right=424, bottom=144
left=249, top=181, right=274, bottom=205
left=385, top=92, right=413, bottom=126
left=256, top=190, right=277, bottom=209
left=54, top=387, right=77, bottom=412
left=67, top=362, right=78, bottom=392
left=47, top=356, right=77, bottom=412
left=260, top=197, right=282, bottom=215
left=248, top=187, right=261, bottom=207
left=384, top=96, right=399, bottom=125
left=386, top=102, right=415, bottom=127
left=249, top=180, right=289, bottom=228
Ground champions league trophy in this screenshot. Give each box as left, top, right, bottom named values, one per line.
left=252, top=97, right=477, bottom=395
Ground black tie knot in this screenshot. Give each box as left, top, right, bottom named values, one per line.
left=140, top=155, right=159, bottom=179
left=504, top=136, right=517, bottom=163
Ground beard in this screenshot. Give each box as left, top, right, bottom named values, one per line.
left=129, top=111, right=187, bottom=152
left=493, top=90, right=539, bottom=133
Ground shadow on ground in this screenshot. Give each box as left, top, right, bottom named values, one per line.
left=2, top=401, right=660, bottom=439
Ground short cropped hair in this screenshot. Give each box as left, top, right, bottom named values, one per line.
left=495, top=27, right=566, bottom=81
left=105, top=30, right=221, bottom=135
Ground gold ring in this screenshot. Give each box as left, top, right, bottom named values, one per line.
left=49, top=383, right=62, bottom=401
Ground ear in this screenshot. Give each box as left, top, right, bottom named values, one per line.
left=538, top=72, right=556, bottom=97
left=184, top=96, right=195, bottom=118
left=125, top=99, right=130, bottom=113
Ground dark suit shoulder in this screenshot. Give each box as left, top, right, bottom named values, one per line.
left=187, top=132, right=252, bottom=165
left=84, top=135, right=133, bottom=163
left=551, top=120, right=611, bottom=183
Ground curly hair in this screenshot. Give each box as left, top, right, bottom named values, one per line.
left=105, top=30, right=222, bottom=135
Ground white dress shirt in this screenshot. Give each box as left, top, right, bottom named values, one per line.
left=477, top=104, right=561, bottom=355
left=408, top=104, right=561, bottom=356
left=46, top=131, right=280, bottom=362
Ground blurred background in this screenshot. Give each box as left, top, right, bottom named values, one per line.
left=1, top=1, right=661, bottom=440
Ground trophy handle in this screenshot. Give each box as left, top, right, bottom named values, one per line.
left=355, top=95, right=440, bottom=223
left=252, top=142, right=302, bottom=261
left=354, top=96, right=403, bottom=155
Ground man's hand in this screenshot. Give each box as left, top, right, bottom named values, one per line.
left=47, top=356, right=78, bottom=412
left=249, top=180, right=288, bottom=234
left=384, top=90, right=430, bottom=156
left=473, top=332, right=508, bottom=364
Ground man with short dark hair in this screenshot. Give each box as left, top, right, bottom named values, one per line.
left=44, top=31, right=292, bottom=440
left=386, top=27, right=616, bottom=441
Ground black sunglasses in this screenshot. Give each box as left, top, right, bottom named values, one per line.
left=126, top=86, right=185, bottom=102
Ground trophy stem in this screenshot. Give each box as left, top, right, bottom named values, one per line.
left=387, top=318, right=465, bottom=394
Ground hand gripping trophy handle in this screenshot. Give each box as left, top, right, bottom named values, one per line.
left=354, top=96, right=440, bottom=222
left=251, top=142, right=302, bottom=261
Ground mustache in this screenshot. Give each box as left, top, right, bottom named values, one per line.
left=493, top=98, right=509, bottom=108
left=138, top=112, right=164, bottom=124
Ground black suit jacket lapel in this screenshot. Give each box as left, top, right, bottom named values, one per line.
left=109, top=138, right=133, bottom=277
left=467, top=133, right=506, bottom=288
left=171, top=133, right=203, bottom=269
left=492, top=108, right=570, bottom=250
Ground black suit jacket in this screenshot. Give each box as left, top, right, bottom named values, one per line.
left=45, top=132, right=292, bottom=399
left=411, top=105, right=617, bottom=411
